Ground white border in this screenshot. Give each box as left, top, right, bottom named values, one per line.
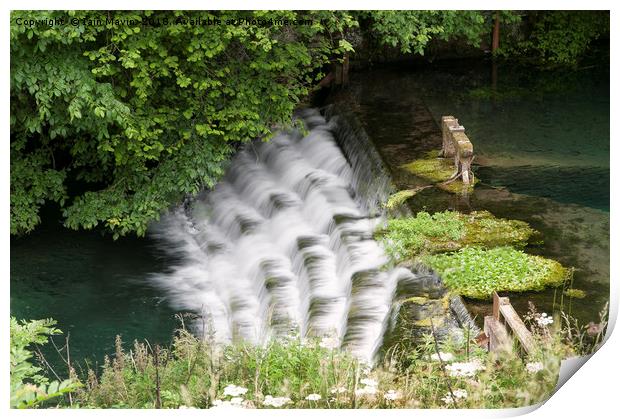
left=2, top=2, right=617, bottom=418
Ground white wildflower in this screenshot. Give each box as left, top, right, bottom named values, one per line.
left=445, top=360, right=485, bottom=377
left=384, top=390, right=401, bottom=401
left=223, top=384, right=248, bottom=397
left=211, top=400, right=243, bottom=409
left=230, top=397, right=244, bottom=405
left=263, top=395, right=291, bottom=408
left=355, top=386, right=377, bottom=397
left=441, top=389, right=468, bottom=404
left=360, top=378, right=378, bottom=387
left=305, top=393, right=322, bottom=401
left=330, top=386, right=348, bottom=394
left=537, top=313, right=554, bottom=327
left=430, top=352, right=454, bottom=362
left=526, top=361, right=544, bottom=374
left=319, top=336, right=340, bottom=350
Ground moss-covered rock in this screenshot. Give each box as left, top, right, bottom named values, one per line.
left=377, top=210, right=536, bottom=261
left=400, top=151, right=478, bottom=194
left=421, top=246, right=571, bottom=299
left=384, top=294, right=458, bottom=351
left=385, top=189, right=421, bottom=210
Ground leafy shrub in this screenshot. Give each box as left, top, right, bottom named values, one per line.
left=10, top=10, right=357, bottom=237
left=497, top=11, right=609, bottom=65
left=422, top=246, right=570, bottom=299
left=10, top=318, right=80, bottom=408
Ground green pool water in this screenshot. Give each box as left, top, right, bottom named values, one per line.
left=416, top=60, right=610, bottom=212
left=344, top=57, right=609, bottom=329
left=10, top=213, right=179, bottom=372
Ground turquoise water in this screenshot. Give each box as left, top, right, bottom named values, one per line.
left=10, top=214, right=178, bottom=371
left=343, top=59, right=609, bottom=328
left=412, top=61, right=610, bottom=324
left=416, top=60, right=610, bottom=212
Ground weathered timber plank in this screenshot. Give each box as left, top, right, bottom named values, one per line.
left=484, top=316, right=512, bottom=353
left=499, top=303, right=536, bottom=355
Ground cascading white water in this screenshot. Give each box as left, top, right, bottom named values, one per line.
left=150, top=109, right=416, bottom=362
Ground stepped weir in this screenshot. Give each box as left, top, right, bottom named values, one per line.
left=150, top=108, right=469, bottom=362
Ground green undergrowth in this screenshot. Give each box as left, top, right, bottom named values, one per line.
left=12, top=303, right=608, bottom=409
left=377, top=210, right=535, bottom=261
left=400, top=151, right=478, bottom=194
left=422, top=247, right=571, bottom=299
left=69, top=324, right=573, bottom=409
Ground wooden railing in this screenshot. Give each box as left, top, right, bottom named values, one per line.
left=483, top=292, right=536, bottom=355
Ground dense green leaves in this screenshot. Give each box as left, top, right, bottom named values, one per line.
left=361, top=11, right=490, bottom=54
left=422, top=246, right=570, bottom=299
left=377, top=210, right=534, bottom=261
left=11, top=10, right=355, bottom=237
left=496, top=11, right=609, bottom=65
left=10, top=318, right=81, bottom=408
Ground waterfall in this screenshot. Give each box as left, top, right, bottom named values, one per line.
left=150, top=108, right=418, bottom=362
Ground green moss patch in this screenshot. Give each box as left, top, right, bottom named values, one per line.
left=385, top=188, right=421, bottom=210
left=401, top=151, right=454, bottom=183
left=462, top=211, right=535, bottom=248
left=422, top=246, right=570, bottom=299
left=400, top=151, right=478, bottom=194
left=377, top=210, right=535, bottom=261
left=564, top=288, right=587, bottom=299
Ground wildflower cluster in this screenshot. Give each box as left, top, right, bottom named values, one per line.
left=355, top=378, right=378, bottom=397
left=525, top=362, right=544, bottom=374
left=263, top=395, right=291, bottom=407
left=445, top=360, right=486, bottom=378
left=319, top=336, right=340, bottom=350
left=211, top=384, right=250, bottom=409
left=536, top=313, right=554, bottom=327
left=441, top=389, right=468, bottom=405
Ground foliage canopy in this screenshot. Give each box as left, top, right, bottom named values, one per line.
left=10, top=10, right=609, bottom=237
left=10, top=10, right=356, bottom=237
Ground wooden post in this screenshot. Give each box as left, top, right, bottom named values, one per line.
left=492, top=11, right=500, bottom=54
left=441, top=116, right=474, bottom=185
left=440, top=116, right=459, bottom=158
left=492, top=291, right=501, bottom=320
left=499, top=302, right=537, bottom=355
left=484, top=315, right=511, bottom=353
left=342, top=52, right=350, bottom=86
left=490, top=291, right=537, bottom=355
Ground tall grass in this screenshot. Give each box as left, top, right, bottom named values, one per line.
left=68, top=303, right=605, bottom=409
